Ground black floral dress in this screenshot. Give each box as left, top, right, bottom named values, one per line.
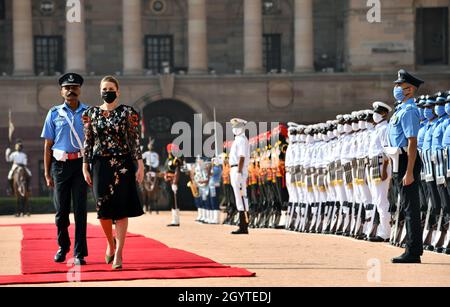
left=83, top=105, right=144, bottom=220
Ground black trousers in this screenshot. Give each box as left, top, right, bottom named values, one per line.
left=51, top=158, right=88, bottom=258
left=391, top=152, right=423, bottom=257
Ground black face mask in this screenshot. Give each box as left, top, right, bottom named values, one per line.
left=102, top=91, right=117, bottom=104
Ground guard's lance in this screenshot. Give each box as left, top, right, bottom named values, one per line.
left=214, top=108, right=219, bottom=159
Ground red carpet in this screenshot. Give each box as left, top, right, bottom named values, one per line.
left=0, top=224, right=255, bottom=285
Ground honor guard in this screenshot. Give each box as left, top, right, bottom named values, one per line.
left=440, top=91, right=450, bottom=254
left=285, top=123, right=299, bottom=229
left=367, top=102, right=393, bottom=242
left=40, top=72, right=89, bottom=265
left=229, top=118, right=250, bottom=234
left=164, top=143, right=184, bottom=227
left=429, top=92, right=450, bottom=252
left=5, top=140, right=32, bottom=197
left=142, top=137, right=160, bottom=172
left=221, top=144, right=237, bottom=225
left=387, top=69, right=424, bottom=263
left=416, top=95, right=429, bottom=224
left=271, top=124, right=289, bottom=228
left=420, top=95, right=443, bottom=250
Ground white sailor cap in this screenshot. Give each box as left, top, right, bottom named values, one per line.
left=372, top=101, right=392, bottom=113
left=230, top=118, right=247, bottom=128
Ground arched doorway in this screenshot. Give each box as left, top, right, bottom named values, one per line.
left=142, top=99, right=197, bottom=210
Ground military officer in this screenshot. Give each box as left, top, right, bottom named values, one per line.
left=387, top=69, right=424, bottom=263
left=285, top=123, right=299, bottom=229
left=367, top=102, right=392, bottom=242
left=430, top=92, right=450, bottom=252
left=420, top=95, right=443, bottom=250
left=229, top=118, right=250, bottom=234
left=164, top=143, right=184, bottom=227
left=142, top=137, right=160, bottom=172
left=40, top=73, right=88, bottom=265
left=5, top=140, right=32, bottom=196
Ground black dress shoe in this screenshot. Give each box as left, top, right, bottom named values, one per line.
left=73, top=257, right=86, bottom=266
left=391, top=254, right=421, bottom=264
left=231, top=228, right=249, bottom=235
left=368, top=236, right=385, bottom=242
left=54, top=249, right=69, bottom=263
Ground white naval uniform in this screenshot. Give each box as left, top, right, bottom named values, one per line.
left=333, top=134, right=348, bottom=205
left=355, top=129, right=372, bottom=206
left=368, top=120, right=391, bottom=239
left=285, top=141, right=299, bottom=204
left=143, top=151, right=160, bottom=169
left=6, top=151, right=32, bottom=179
left=340, top=133, right=355, bottom=203
left=325, top=137, right=338, bottom=203
left=229, top=134, right=250, bottom=211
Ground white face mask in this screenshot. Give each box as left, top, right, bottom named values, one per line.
left=306, top=135, right=313, bottom=143
left=337, top=124, right=344, bottom=133
left=373, top=112, right=384, bottom=124
left=366, top=122, right=375, bottom=130
left=352, top=123, right=359, bottom=131
left=300, top=135, right=306, bottom=142
left=358, top=121, right=366, bottom=130
left=344, top=124, right=352, bottom=134
left=333, top=130, right=339, bottom=137
left=327, top=131, right=334, bottom=139
left=322, top=134, right=329, bottom=142
left=232, top=128, right=244, bottom=136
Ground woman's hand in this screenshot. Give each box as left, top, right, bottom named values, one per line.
left=136, top=160, right=144, bottom=184
left=82, top=163, right=93, bottom=187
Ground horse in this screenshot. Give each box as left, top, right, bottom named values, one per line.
left=141, top=171, right=161, bottom=214
left=12, top=165, right=30, bottom=217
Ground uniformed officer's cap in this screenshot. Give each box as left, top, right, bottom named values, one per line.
left=357, top=111, right=366, bottom=121
left=435, top=92, right=447, bottom=104
left=288, top=122, right=298, bottom=135
left=230, top=118, right=247, bottom=128
left=373, top=101, right=392, bottom=114
left=423, top=95, right=436, bottom=107
left=416, top=95, right=427, bottom=108
left=343, top=114, right=352, bottom=123
left=446, top=91, right=450, bottom=103
left=59, top=73, right=84, bottom=87
left=394, top=69, right=424, bottom=88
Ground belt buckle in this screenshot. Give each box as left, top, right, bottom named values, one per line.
left=67, top=152, right=79, bottom=160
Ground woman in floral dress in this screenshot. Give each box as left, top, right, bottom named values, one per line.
left=82, top=76, right=144, bottom=269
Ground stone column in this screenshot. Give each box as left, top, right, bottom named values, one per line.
left=13, top=0, right=33, bottom=76
left=244, top=0, right=263, bottom=74
left=188, top=0, right=208, bottom=74
left=123, top=0, right=143, bottom=75
left=294, top=0, right=314, bottom=73
left=66, top=0, right=86, bottom=74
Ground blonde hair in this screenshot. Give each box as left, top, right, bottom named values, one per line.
left=100, top=75, right=120, bottom=90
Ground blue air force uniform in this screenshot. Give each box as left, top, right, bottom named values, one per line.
left=388, top=70, right=424, bottom=261
left=40, top=73, right=89, bottom=262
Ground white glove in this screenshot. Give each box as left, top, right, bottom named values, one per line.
left=5, top=148, right=11, bottom=156
left=171, top=184, right=178, bottom=193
